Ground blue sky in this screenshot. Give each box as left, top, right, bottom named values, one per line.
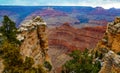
left=0, top=0, right=120, bottom=9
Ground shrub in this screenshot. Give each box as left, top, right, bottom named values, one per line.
left=0, top=16, right=47, bottom=73
left=62, top=49, right=101, bottom=73
left=44, top=61, right=52, bottom=71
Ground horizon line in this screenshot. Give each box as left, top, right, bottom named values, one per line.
left=0, top=5, right=119, bottom=9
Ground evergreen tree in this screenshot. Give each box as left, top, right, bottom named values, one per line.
left=0, top=40, right=47, bottom=73
left=0, top=15, right=19, bottom=44
left=62, top=49, right=101, bottom=73
left=0, top=16, right=47, bottom=73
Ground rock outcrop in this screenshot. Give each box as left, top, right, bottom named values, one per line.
left=95, top=17, right=120, bottom=53
left=98, top=50, right=120, bottom=73
left=94, top=17, right=120, bottom=73
left=17, top=16, right=52, bottom=72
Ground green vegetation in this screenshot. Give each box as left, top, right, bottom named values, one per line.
left=0, top=15, right=20, bottom=44
left=62, top=49, right=101, bottom=73
left=0, top=16, right=47, bottom=73
left=95, top=51, right=103, bottom=59
left=44, top=61, right=52, bottom=71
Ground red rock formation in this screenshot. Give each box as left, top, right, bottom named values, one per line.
left=48, top=23, right=106, bottom=51
left=18, top=16, right=52, bottom=72
left=27, top=8, right=67, bottom=18
left=47, top=23, right=106, bottom=72
left=88, top=20, right=108, bottom=25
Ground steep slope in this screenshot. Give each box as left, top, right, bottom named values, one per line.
left=17, top=16, right=52, bottom=72
left=94, top=17, right=120, bottom=73
left=48, top=23, right=106, bottom=51
left=95, top=17, right=120, bottom=53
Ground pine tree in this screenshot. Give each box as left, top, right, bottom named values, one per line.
left=62, top=49, right=101, bottom=73
left=0, top=16, right=47, bottom=73
left=0, top=15, right=19, bottom=44
left=0, top=40, right=47, bottom=73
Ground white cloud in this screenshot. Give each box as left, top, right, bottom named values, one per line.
left=0, top=0, right=120, bottom=8
left=46, top=0, right=120, bottom=9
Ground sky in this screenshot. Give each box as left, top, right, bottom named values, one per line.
left=0, top=0, right=120, bottom=9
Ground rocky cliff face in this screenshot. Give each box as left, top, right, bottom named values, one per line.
left=94, top=17, right=120, bottom=73
left=95, top=17, right=120, bottom=53
left=48, top=23, right=106, bottom=72
left=17, top=16, right=52, bottom=71
left=98, top=51, right=120, bottom=73
left=48, top=23, right=106, bottom=51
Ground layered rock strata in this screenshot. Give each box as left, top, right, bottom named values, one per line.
left=17, top=16, right=52, bottom=71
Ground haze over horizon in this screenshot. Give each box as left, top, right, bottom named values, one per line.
left=0, top=0, right=120, bottom=9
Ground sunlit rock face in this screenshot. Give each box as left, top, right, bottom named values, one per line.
left=18, top=16, right=52, bottom=71
left=94, top=17, right=120, bottom=73
left=98, top=17, right=120, bottom=53
left=98, top=50, right=120, bottom=73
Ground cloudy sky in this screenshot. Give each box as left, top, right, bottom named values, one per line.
left=0, top=0, right=120, bottom=9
